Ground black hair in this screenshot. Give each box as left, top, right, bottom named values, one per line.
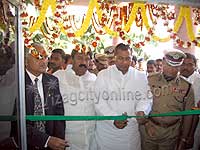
left=52, top=48, right=66, bottom=60
left=114, top=43, right=132, bottom=55
left=71, top=49, right=91, bottom=60
left=65, top=54, right=71, bottom=64
left=185, top=53, right=197, bottom=66
left=156, top=58, right=163, bottom=62
left=147, top=59, right=156, bottom=66
left=132, top=55, right=137, bottom=63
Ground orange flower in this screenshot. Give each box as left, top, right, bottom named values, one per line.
left=116, top=27, right=121, bottom=32
left=22, top=21, right=28, bottom=25
left=62, top=11, right=67, bottom=15
left=99, top=30, right=103, bottom=34
left=24, top=39, right=30, bottom=44
left=20, top=12, right=28, bottom=18
left=111, top=6, right=117, bottom=11
left=56, top=5, right=62, bottom=9
left=113, top=14, right=118, bottom=19
left=119, top=31, right=124, bottom=37
left=96, top=36, right=100, bottom=40
left=52, top=33, right=58, bottom=38
left=135, top=43, right=140, bottom=48
left=54, top=19, right=59, bottom=24
left=148, top=29, right=153, bottom=35
left=67, top=33, right=75, bottom=37
left=92, top=41, right=97, bottom=48
left=140, top=42, right=145, bottom=46
left=145, top=37, right=150, bottom=41
left=54, top=12, right=61, bottom=18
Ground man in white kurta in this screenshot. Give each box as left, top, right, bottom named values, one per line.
left=94, top=43, right=152, bottom=150
left=180, top=53, right=200, bottom=150
left=54, top=50, right=97, bottom=150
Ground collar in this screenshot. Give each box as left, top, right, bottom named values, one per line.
left=26, top=69, right=43, bottom=84
left=113, top=65, right=130, bottom=76
left=162, top=73, right=180, bottom=84
left=70, top=67, right=88, bottom=77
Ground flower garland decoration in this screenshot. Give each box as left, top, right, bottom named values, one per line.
left=193, top=8, right=200, bottom=25
left=174, top=6, right=195, bottom=41
left=173, top=6, right=200, bottom=47
left=95, top=0, right=118, bottom=37
left=29, top=0, right=56, bottom=33
left=74, top=0, right=95, bottom=37
left=25, top=0, right=200, bottom=49
left=148, top=4, right=172, bottom=42
left=123, top=3, right=137, bottom=32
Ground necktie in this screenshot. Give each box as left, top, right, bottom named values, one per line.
left=33, top=78, right=45, bottom=132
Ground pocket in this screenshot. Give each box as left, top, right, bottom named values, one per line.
left=144, top=121, right=158, bottom=137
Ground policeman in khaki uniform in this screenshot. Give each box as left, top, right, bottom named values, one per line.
left=93, top=53, right=109, bottom=75
left=140, top=49, right=195, bottom=150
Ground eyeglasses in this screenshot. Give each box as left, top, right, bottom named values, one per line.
left=29, top=48, right=48, bottom=60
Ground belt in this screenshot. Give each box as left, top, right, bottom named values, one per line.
left=149, top=117, right=180, bottom=128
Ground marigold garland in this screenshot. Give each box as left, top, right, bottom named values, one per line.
left=123, top=3, right=137, bottom=32
left=29, top=0, right=56, bottom=33
left=173, top=6, right=200, bottom=47
left=74, top=0, right=95, bottom=37
left=27, top=0, right=200, bottom=48
left=95, top=0, right=118, bottom=37
left=174, top=6, right=195, bottom=41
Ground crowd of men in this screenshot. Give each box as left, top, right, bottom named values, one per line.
left=0, top=42, right=200, bottom=150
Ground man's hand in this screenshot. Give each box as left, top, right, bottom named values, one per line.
left=114, top=120, right=128, bottom=129
left=136, top=111, right=148, bottom=125
left=47, top=136, right=69, bottom=150
left=113, top=112, right=128, bottom=129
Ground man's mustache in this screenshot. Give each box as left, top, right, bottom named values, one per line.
left=79, top=64, right=87, bottom=68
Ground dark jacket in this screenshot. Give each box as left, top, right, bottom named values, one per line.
left=11, top=72, right=65, bottom=150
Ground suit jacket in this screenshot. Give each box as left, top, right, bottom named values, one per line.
left=11, top=72, right=65, bottom=150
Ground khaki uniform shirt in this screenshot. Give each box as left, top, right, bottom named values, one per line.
left=146, top=73, right=194, bottom=140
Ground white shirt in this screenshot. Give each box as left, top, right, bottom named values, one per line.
left=26, top=70, right=50, bottom=147
left=94, top=65, right=152, bottom=150
left=54, top=68, right=97, bottom=150
left=26, top=70, right=45, bottom=115
left=187, top=71, right=200, bottom=106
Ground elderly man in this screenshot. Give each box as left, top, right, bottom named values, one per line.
left=140, top=49, right=195, bottom=150
left=54, top=49, right=97, bottom=150
left=11, top=43, right=68, bottom=150
left=94, top=43, right=152, bottom=150
left=180, top=53, right=200, bottom=150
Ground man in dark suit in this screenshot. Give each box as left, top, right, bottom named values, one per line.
left=12, top=43, right=68, bottom=150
